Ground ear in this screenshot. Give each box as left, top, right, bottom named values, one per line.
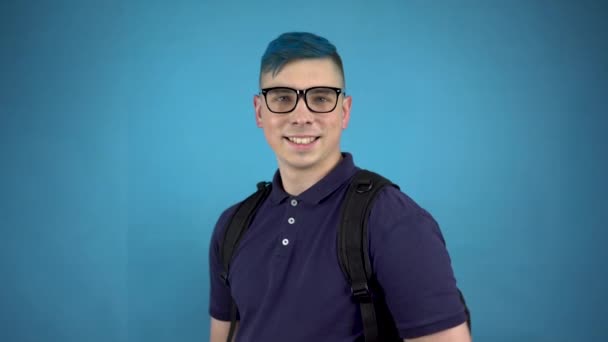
left=340, top=95, right=352, bottom=129
left=254, top=94, right=263, bottom=128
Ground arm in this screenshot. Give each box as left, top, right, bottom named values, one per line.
left=368, top=188, right=471, bottom=341
left=405, top=322, right=471, bottom=342
left=210, top=318, right=238, bottom=342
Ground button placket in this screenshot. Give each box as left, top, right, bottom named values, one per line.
left=279, top=199, right=299, bottom=253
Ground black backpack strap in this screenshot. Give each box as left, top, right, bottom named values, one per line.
left=219, top=181, right=272, bottom=342
left=338, top=169, right=395, bottom=342
left=338, top=170, right=472, bottom=340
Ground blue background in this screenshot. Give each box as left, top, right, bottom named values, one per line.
left=1, top=1, right=606, bottom=341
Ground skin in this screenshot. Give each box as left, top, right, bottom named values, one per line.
left=210, top=57, right=471, bottom=342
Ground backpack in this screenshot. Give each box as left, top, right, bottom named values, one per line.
left=219, top=169, right=471, bottom=342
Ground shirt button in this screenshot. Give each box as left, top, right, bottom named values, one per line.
left=288, top=217, right=295, bottom=224
left=290, top=199, right=298, bottom=207
left=282, top=238, right=289, bottom=246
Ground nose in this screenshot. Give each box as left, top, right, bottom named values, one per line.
left=290, top=95, right=314, bottom=125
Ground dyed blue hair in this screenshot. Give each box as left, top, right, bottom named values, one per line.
left=260, top=32, right=345, bottom=86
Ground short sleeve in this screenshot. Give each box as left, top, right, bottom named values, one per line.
left=208, top=204, right=240, bottom=321
left=368, top=187, right=468, bottom=339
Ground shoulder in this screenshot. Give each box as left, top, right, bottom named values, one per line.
left=367, top=178, right=445, bottom=245
left=210, top=181, right=263, bottom=246
left=370, top=179, right=435, bottom=224
left=209, top=181, right=274, bottom=246
left=209, top=201, right=241, bottom=249
left=350, top=169, right=431, bottom=219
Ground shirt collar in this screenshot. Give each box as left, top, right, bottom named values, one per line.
left=269, top=152, right=358, bottom=205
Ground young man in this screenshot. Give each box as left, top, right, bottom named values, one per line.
left=208, top=32, right=471, bottom=342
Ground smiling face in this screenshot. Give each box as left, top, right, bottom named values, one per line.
left=254, top=58, right=352, bottom=176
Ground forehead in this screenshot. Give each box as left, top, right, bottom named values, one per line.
left=261, top=58, right=343, bottom=88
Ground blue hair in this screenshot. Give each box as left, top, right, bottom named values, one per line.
left=260, top=32, right=345, bottom=85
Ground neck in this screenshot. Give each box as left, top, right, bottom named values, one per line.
left=279, top=152, right=343, bottom=196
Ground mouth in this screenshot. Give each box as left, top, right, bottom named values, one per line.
left=284, top=136, right=320, bottom=145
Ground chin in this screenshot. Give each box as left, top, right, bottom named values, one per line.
left=279, top=154, right=320, bottom=170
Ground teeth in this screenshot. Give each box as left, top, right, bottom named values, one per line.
left=288, top=137, right=316, bottom=144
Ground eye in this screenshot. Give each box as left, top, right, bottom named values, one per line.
left=268, top=90, right=295, bottom=103
left=276, top=95, right=293, bottom=102
left=308, top=88, right=336, bottom=104
left=312, top=96, right=329, bottom=103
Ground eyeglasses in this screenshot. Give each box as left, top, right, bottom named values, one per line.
left=260, top=86, right=343, bottom=114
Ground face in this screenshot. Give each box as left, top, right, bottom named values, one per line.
left=254, top=58, right=352, bottom=174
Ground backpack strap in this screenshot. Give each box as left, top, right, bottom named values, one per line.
left=338, top=170, right=472, bottom=341
left=338, top=169, right=395, bottom=342
left=219, top=181, right=272, bottom=342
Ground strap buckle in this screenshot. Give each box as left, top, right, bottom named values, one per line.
left=351, top=283, right=372, bottom=302
left=355, top=180, right=373, bottom=193
left=257, top=181, right=271, bottom=190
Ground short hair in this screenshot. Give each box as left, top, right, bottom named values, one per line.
left=260, top=32, right=345, bottom=86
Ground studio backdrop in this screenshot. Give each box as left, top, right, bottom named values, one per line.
left=1, top=1, right=606, bottom=341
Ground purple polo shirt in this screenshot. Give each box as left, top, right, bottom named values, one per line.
left=209, top=153, right=467, bottom=341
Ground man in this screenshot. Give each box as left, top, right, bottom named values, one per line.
left=208, top=32, right=471, bottom=342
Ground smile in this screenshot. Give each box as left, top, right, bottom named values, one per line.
left=285, top=136, right=320, bottom=145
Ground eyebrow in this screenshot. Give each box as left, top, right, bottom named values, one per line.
left=269, top=88, right=295, bottom=92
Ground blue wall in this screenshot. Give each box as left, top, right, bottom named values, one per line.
left=1, top=1, right=606, bottom=341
